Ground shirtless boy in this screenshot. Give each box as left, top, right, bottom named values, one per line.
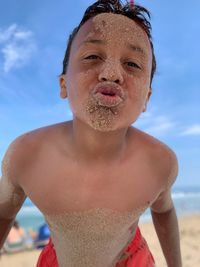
left=0, top=1, right=182, bottom=266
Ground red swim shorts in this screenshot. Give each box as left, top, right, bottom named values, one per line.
left=36, top=228, right=155, bottom=267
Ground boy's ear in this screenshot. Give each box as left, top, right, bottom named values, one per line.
left=142, top=89, right=152, bottom=112
left=59, top=75, right=68, bottom=99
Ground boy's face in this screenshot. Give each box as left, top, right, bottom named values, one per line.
left=60, top=13, right=152, bottom=132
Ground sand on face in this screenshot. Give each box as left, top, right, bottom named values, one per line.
left=0, top=214, right=199, bottom=267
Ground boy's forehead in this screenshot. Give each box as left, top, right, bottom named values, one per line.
left=73, top=13, right=151, bottom=54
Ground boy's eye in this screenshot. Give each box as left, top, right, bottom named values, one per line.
left=126, top=61, right=141, bottom=69
left=84, top=55, right=101, bottom=60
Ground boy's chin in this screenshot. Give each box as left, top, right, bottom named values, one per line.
left=73, top=111, right=137, bottom=132
left=86, top=118, right=129, bottom=132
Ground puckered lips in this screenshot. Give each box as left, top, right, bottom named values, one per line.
left=93, top=83, right=125, bottom=107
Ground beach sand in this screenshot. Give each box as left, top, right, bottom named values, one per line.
left=0, top=214, right=199, bottom=267
left=140, top=214, right=200, bottom=267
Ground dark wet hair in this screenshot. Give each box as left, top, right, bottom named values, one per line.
left=61, top=0, right=156, bottom=86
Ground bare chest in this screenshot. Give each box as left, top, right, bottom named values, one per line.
left=22, top=151, right=160, bottom=215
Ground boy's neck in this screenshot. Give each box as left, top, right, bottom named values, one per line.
left=70, top=118, right=130, bottom=163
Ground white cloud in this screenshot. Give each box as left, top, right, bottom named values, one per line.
left=0, top=24, right=36, bottom=72
left=181, top=124, right=200, bottom=136
left=2, top=41, right=36, bottom=72
left=0, top=24, right=17, bottom=43
left=144, top=116, right=175, bottom=136
left=14, top=30, right=33, bottom=40
left=134, top=110, right=175, bottom=137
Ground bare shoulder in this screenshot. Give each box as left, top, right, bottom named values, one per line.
left=131, top=129, right=179, bottom=213
left=2, top=133, right=30, bottom=184
left=131, top=127, right=178, bottom=187
left=0, top=122, right=69, bottom=219
left=2, top=122, right=68, bottom=184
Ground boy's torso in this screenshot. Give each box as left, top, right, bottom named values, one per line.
left=9, top=121, right=171, bottom=266
left=18, top=121, right=169, bottom=216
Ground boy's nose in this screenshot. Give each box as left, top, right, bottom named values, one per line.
left=98, top=60, right=124, bottom=84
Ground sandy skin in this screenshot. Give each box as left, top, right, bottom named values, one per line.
left=1, top=215, right=199, bottom=267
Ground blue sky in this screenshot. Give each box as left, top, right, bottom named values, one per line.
left=0, top=0, right=199, bottom=187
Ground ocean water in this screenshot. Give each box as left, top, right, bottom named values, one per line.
left=140, top=186, right=200, bottom=223
left=16, top=186, right=200, bottom=231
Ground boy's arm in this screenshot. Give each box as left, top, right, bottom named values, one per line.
left=0, top=138, right=26, bottom=249
left=150, top=151, right=182, bottom=267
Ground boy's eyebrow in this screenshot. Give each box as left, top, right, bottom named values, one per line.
left=127, top=44, right=146, bottom=56
left=80, top=39, right=146, bottom=56
left=80, top=38, right=106, bottom=47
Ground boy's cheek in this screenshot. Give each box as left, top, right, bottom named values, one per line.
left=73, top=71, right=97, bottom=95
left=128, top=82, right=149, bottom=102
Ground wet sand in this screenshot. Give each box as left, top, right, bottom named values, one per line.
left=0, top=214, right=199, bottom=267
